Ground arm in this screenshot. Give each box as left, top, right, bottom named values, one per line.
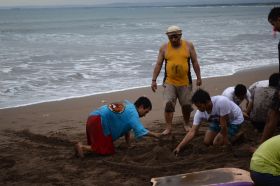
left=260, top=109, right=279, bottom=143
left=244, top=91, right=253, bottom=116
left=151, top=45, right=165, bottom=92
left=244, top=101, right=253, bottom=119
left=125, top=132, right=131, bottom=146
left=173, top=125, right=199, bottom=155
left=188, top=41, right=202, bottom=86
left=216, top=114, right=229, bottom=145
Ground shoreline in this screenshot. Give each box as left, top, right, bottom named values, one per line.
left=1, top=64, right=277, bottom=110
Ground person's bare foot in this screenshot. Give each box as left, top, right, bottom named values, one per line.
left=162, top=128, right=171, bottom=135
left=75, top=142, right=84, bottom=158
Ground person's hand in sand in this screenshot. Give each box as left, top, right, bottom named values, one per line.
left=213, top=133, right=229, bottom=146
left=173, top=124, right=200, bottom=156
left=173, top=146, right=180, bottom=156
left=74, top=96, right=161, bottom=158
left=212, top=116, right=230, bottom=146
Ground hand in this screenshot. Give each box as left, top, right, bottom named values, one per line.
left=173, top=147, right=180, bottom=156
left=196, top=78, right=202, bottom=86
left=214, top=133, right=228, bottom=145
left=151, top=81, right=157, bottom=92
left=243, top=112, right=249, bottom=119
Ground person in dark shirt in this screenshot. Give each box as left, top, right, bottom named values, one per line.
left=257, top=7, right=280, bottom=144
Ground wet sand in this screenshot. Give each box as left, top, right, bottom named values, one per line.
left=0, top=65, right=278, bottom=185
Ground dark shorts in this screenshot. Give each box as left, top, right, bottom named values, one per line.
left=209, top=122, right=241, bottom=139
left=250, top=170, right=280, bottom=186
left=86, top=115, right=115, bottom=155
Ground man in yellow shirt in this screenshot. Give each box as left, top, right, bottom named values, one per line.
left=151, top=25, right=202, bottom=135
left=250, top=135, right=280, bottom=185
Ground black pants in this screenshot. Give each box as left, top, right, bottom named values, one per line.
left=251, top=170, right=280, bottom=186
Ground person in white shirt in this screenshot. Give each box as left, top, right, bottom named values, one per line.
left=222, top=84, right=252, bottom=118
left=174, top=89, right=244, bottom=155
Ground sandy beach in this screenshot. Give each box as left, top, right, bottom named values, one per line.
left=0, top=65, right=278, bottom=185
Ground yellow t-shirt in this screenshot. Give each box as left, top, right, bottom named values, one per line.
left=250, top=135, right=280, bottom=176
left=164, top=40, right=191, bottom=86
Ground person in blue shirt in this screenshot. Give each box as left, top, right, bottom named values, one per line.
left=75, top=96, right=161, bottom=158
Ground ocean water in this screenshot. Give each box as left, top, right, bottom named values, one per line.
left=0, top=5, right=279, bottom=109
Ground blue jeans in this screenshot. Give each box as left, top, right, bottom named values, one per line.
left=208, top=122, right=241, bottom=138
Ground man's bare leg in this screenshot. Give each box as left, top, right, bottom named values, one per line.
left=182, top=111, right=191, bottom=132
left=182, top=105, right=192, bottom=132
left=204, top=130, right=217, bottom=146
left=162, top=100, right=175, bottom=135
left=162, top=112, right=173, bottom=135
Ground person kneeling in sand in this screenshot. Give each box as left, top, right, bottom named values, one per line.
left=75, top=96, right=161, bottom=158
left=222, top=84, right=252, bottom=119
left=173, top=89, right=244, bottom=155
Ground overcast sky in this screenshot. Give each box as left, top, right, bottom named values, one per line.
left=0, top=0, right=279, bottom=7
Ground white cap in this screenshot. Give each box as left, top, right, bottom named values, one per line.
left=166, top=25, right=182, bottom=35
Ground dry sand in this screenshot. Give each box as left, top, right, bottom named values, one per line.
left=0, top=65, right=278, bottom=185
